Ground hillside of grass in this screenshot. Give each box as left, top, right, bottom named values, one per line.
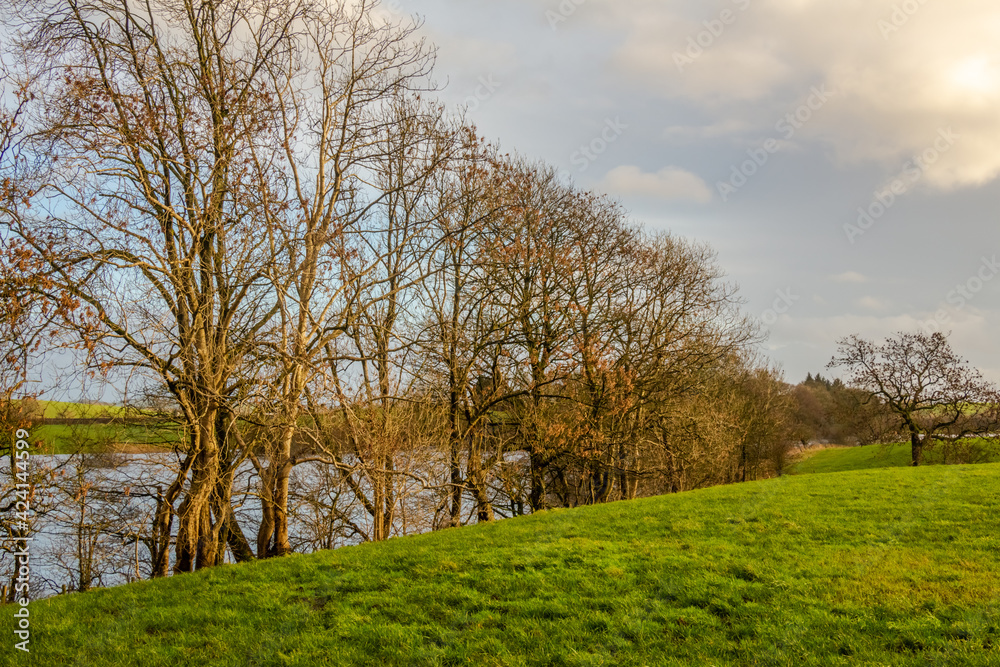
left=5, top=464, right=999, bottom=666
left=788, top=441, right=1000, bottom=475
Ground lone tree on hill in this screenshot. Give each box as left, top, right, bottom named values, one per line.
left=828, top=331, right=1000, bottom=466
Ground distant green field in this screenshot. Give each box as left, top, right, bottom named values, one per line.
left=36, top=400, right=130, bottom=419
left=6, top=464, right=1000, bottom=666
left=11, top=400, right=181, bottom=454
left=789, top=441, right=1000, bottom=475
left=32, top=422, right=181, bottom=454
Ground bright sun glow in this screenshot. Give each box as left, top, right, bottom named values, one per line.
left=950, top=57, right=1000, bottom=94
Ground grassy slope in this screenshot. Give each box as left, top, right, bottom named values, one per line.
left=5, top=465, right=1000, bottom=666
left=788, top=441, right=1000, bottom=475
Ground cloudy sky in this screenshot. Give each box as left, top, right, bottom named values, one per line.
left=389, top=0, right=1000, bottom=383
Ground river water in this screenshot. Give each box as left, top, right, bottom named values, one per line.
left=3, top=451, right=522, bottom=600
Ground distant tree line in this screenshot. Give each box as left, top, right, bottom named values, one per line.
left=787, top=373, right=896, bottom=446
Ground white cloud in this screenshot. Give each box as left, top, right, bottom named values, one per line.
left=398, top=0, right=1000, bottom=384
left=606, top=0, right=1000, bottom=190
left=764, top=307, right=1000, bottom=381
left=831, top=271, right=868, bottom=284
left=857, top=296, right=887, bottom=311
left=600, top=165, right=712, bottom=202
left=662, top=119, right=754, bottom=142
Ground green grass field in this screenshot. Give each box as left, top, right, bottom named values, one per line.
left=31, top=422, right=181, bottom=454
left=35, top=400, right=129, bottom=419
left=17, top=401, right=181, bottom=454
left=5, top=464, right=999, bottom=666
left=788, top=441, right=1000, bottom=475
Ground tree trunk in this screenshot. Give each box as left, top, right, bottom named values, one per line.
left=221, top=502, right=255, bottom=563
left=448, top=390, right=464, bottom=527
left=910, top=431, right=923, bottom=467
left=175, top=410, right=220, bottom=573
left=529, top=447, right=547, bottom=512
left=370, top=454, right=395, bottom=542
left=150, top=450, right=195, bottom=578
left=258, top=425, right=294, bottom=558
left=467, top=441, right=494, bottom=523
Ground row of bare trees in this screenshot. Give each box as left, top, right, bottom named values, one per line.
left=0, top=0, right=794, bottom=589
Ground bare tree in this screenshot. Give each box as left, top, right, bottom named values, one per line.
left=249, top=0, right=446, bottom=557
left=451, top=160, right=760, bottom=509
left=829, top=331, right=1000, bottom=466
left=4, top=0, right=316, bottom=572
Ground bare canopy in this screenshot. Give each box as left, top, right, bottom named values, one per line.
left=829, top=331, right=1000, bottom=466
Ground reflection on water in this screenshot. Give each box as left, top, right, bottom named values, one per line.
left=2, top=452, right=519, bottom=600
